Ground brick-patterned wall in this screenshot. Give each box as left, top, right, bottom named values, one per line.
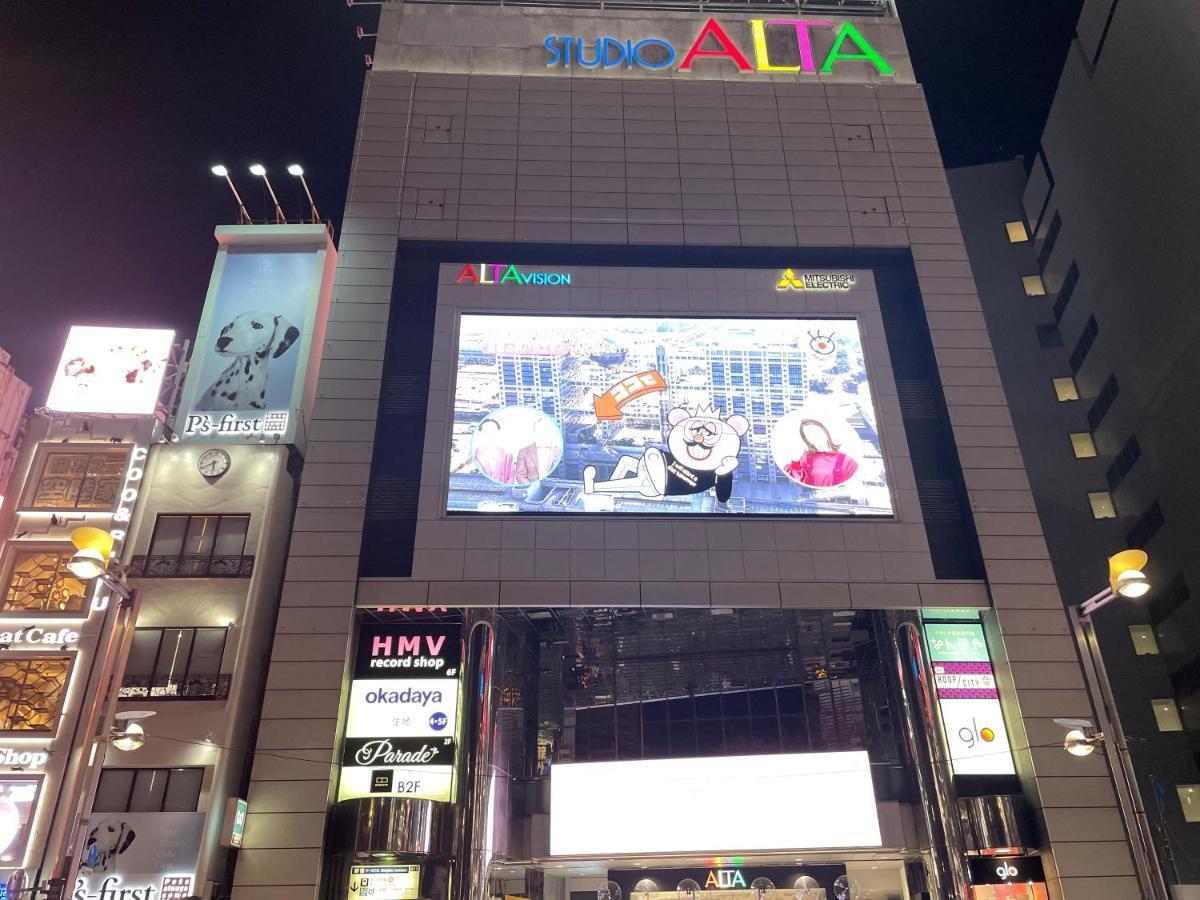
left=231, top=55, right=1139, bottom=900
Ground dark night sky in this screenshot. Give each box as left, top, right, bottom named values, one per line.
left=0, top=0, right=1080, bottom=404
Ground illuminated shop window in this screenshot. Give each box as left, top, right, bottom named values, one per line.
left=1022, top=274, right=1046, bottom=296
left=1153, top=698, right=1184, bottom=732
left=94, top=767, right=204, bottom=813
left=3, top=549, right=87, bottom=613
left=1005, top=221, right=1029, bottom=242
left=1178, top=785, right=1200, bottom=823
left=0, top=656, right=72, bottom=733
left=1129, top=625, right=1160, bottom=656
left=1070, top=433, right=1097, bottom=459
left=1053, top=377, right=1079, bottom=402
left=24, top=447, right=129, bottom=511
left=1088, top=491, right=1117, bottom=519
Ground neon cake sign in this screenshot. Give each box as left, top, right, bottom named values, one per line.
left=545, top=19, right=893, bottom=75
left=457, top=264, right=572, bottom=286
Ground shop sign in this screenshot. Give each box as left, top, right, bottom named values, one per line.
left=923, top=621, right=1015, bottom=777
left=610, top=866, right=847, bottom=900
left=545, top=19, right=892, bottom=76
left=181, top=410, right=289, bottom=438
left=74, top=811, right=204, bottom=900
left=705, top=871, right=746, bottom=889
left=967, top=856, right=1045, bottom=886
left=456, top=264, right=572, bottom=286
left=220, top=797, right=248, bottom=849
left=0, top=748, right=49, bottom=770
left=0, top=627, right=80, bottom=649
left=776, top=270, right=856, bottom=292
left=348, top=864, right=421, bottom=900
left=339, top=624, right=462, bottom=803
left=93, top=444, right=148, bottom=614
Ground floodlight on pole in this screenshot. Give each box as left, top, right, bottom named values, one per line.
left=287, top=163, right=321, bottom=223
left=249, top=164, right=287, bottom=224
left=210, top=164, right=253, bottom=224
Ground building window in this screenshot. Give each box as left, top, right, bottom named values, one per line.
left=1036, top=324, right=1063, bottom=348
left=1106, top=435, right=1141, bottom=490
left=1005, top=221, right=1029, bottom=243
left=1179, top=786, right=1200, bottom=823
left=1069, top=316, right=1100, bottom=373
left=1126, top=502, right=1164, bottom=549
left=1149, top=574, right=1190, bottom=625
left=1037, top=212, right=1062, bottom=271
left=93, top=768, right=204, bottom=813
left=0, top=656, right=72, bottom=733
left=3, top=550, right=88, bottom=613
left=1129, top=625, right=1160, bottom=656
left=24, top=447, right=128, bottom=511
left=133, top=514, right=251, bottom=578
left=1070, top=433, right=1097, bottom=459
left=1053, top=377, right=1079, bottom=402
left=120, top=627, right=229, bottom=700
left=1088, top=491, right=1116, bottom=519
left=1052, top=261, right=1079, bottom=323
left=1152, top=698, right=1183, bottom=732
left=1022, top=274, right=1047, bottom=296
left=1087, top=374, right=1120, bottom=430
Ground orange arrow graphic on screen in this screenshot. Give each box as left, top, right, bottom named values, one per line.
left=594, top=370, right=667, bottom=420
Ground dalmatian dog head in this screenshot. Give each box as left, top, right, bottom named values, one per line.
left=214, top=311, right=299, bottom=360
left=85, top=819, right=136, bottom=873
left=665, top=404, right=749, bottom=472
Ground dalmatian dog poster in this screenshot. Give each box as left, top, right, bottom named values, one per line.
left=180, top=248, right=323, bottom=439
left=75, top=812, right=206, bottom=900
left=448, top=313, right=894, bottom=516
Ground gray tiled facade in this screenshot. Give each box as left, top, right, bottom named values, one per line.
left=231, top=6, right=1139, bottom=899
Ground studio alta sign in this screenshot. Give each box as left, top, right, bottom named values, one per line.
left=544, top=19, right=892, bottom=76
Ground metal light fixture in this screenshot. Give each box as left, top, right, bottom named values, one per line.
left=1110, top=549, right=1151, bottom=598
left=211, top=164, right=253, bottom=224
left=1057, top=719, right=1102, bottom=757
left=249, top=164, right=286, bottom=224
left=287, top=163, right=321, bottom=223
left=67, top=527, right=114, bottom=580
left=111, top=711, right=156, bottom=752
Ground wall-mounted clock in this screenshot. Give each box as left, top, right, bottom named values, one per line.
left=197, top=448, right=232, bottom=479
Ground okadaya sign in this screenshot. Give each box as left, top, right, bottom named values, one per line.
left=545, top=18, right=893, bottom=75
left=340, top=624, right=462, bottom=803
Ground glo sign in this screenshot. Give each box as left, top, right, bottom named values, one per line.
left=544, top=19, right=893, bottom=76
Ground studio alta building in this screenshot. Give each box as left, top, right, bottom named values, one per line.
left=172, top=2, right=1172, bottom=900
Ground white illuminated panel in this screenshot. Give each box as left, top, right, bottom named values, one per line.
left=45, top=326, right=173, bottom=416
left=345, top=679, right=459, bottom=738
left=549, top=751, right=881, bottom=855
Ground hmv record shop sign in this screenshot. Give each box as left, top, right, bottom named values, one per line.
left=339, top=623, right=462, bottom=803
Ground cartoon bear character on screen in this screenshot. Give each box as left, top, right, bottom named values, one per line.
left=583, top=404, right=749, bottom=503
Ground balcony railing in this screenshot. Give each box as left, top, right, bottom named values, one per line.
left=119, top=673, right=232, bottom=701
left=128, top=554, right=254, bottom=578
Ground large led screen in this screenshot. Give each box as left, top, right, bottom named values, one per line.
left=45, top=327, right=174, bottom=416
left=549, top=752, right=881, bottom=855
left=448, top=315, right=892, bottom=515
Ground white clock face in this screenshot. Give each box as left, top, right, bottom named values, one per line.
left=197, top=449, right=231, bottom=478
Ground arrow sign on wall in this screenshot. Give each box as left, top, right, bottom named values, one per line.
left=594, top=370, right=667, bottom=420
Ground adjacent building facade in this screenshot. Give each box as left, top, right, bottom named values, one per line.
left=948, top=0, right=1200, bottom=892
left=217, top=2, right=1148, bottom=899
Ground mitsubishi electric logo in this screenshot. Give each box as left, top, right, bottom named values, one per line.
left=776, top=269, right=856, bottom=292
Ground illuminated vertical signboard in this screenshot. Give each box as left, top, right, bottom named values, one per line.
left=923, top=617, right=1016, bottom=777
left=338, top=623, right=462, bottom=802
left=174, top=226, right=335, bottom=445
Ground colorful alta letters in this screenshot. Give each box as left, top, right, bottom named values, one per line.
left=544, top=18, right=893, bottom=76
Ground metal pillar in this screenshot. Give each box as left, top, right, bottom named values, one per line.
left=452, top=611, right=506, bottom=900
left=892, top=617, right=972, bottom=900
left=1069, top=607, right=1171, bottom=900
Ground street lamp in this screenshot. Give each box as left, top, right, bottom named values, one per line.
left=249, top=163, right=287, bottom=224
left=287, top=163, right=321, bottom=223
left=1070, top=549, right=1170, bottom=900
left=210, top=164, right=253, bottom=225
